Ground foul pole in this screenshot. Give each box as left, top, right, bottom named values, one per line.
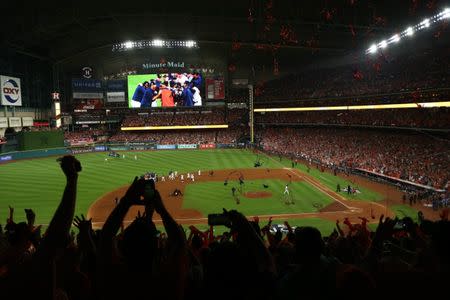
left=248, top=84, right=254, bottom=144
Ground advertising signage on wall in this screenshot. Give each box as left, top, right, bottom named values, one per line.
left=107, top=92, right=126, bottom=102
left=206, top=78, right=225, bottom=100
left=72, top=79, right=102, bottom=91
left=22, top=117, right=34, bottom=127
left=156, top=144, right=176, bottom=150
left=0, top=117, right=7, bottom=128
left=8, top=117, right=22, bottom=127
left=1, top=75, right=22, bottom=106
left=199, top=144, right=216, bottom=149
left=177, top=144, right=197, bottom=149
left=72, top=79, right=103, bottom=99
left=107, top=80, right=126, bottom=91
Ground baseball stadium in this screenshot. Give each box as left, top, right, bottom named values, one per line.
left=1, top=1, right=449, bottom=297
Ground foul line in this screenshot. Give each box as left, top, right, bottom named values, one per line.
left=268, top=156, right=353, bottom=210
left=273, top=155, right=387, bottom=211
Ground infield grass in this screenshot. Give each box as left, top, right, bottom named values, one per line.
left=183, top=179, right=334, bottom=216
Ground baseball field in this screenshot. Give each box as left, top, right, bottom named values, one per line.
left=0, top=149, right=419, bottom=235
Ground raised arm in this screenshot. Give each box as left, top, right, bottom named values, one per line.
left=227, top=210, right=276, bottom=274
left=40, top=155, right=81, bottom=250
left=152, top=190, right=188, bottom=300
left=7, top=205, right=14, bottom=225
left=153, top=190, right=186, bottom=253
left=98, top=177, right=144, bottom=260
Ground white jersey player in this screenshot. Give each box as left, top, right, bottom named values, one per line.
left=284, top=184, right=290, bottom=195
left=198, top=169, right=201, bottom=176
left=192, top=86, right=202, bottom=106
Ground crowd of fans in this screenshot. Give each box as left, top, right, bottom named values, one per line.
left=108, top=129, right=244, bottom=145
left=256, top=107, right=450, bottom=129
left=256, top=48, right=448, bottom=103
left=255, top=88, right=449, bottom=108
left=227, top=108, right=248, bottom=125
left=121, top=110, right=226, bottom=127
left=259, top=127, right=450, bottom=190
left=64, top=130, right=108, bottom=146
left=1, top=155, right=449, bottom=299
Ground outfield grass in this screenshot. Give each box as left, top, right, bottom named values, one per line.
left=183, top=179, right=334, bottom=216
left=0, top=149, right=383, bottom=228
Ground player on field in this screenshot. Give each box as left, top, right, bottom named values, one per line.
left=284, top=184, right=290, bottom=195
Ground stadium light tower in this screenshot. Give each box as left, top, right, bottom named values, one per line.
left=390, top=34, right=400, bottom=43
left=405, top=27, right=414, bottom=36
left=186, top=40, right=195, bottom=48
left=421, top=18, right=430, bottom=28
left=112, top=39, right=199, bottom=51
left=365, top=8, right=448, bottom=54
left=368, top=44, right=378, bottom=54
left=124, top=41, right=133, bottom=49
left=152, top=39, right=164, bottom=47
left=443, top=8, right=450, bottom=19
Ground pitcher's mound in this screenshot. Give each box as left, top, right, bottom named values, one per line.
left=244, top=191, right=273, bottom=198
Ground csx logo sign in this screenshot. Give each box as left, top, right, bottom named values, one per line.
left=3, top=80, right=20, bottom=101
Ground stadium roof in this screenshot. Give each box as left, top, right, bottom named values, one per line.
left=1, top=0, right=442, bottom=62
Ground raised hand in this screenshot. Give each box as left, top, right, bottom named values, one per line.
left=73, top=214, right=93, bottom=233
left=374, top=215, right=396, bottom=242
left=57, top=155, right=82, bottom=179
left=225, top=209, right=248, bottom=229
left=122, top=177, right=146, bottom=205
left=7, top=205, right=14, bottom=224
left=152, top=190, right=166, bottom=214
left=25, top=208, right=36, bottom=227
left=135, top=210, right=148, bottom=220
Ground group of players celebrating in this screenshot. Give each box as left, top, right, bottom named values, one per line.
left=131, top=72, right=203, bottom=108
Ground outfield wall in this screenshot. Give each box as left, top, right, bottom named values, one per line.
left=17, top=131, right=64, bottom=150
left=0, top=142, right=246, bottom=163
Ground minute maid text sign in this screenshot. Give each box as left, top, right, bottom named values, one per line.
left=1, top=76, right=22, bottom=106
left=142, top=61, right=185, bottom=69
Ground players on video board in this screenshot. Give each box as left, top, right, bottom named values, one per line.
left=128, top=72, right=203, bottom=108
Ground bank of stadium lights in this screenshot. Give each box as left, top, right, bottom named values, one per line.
left=112, top=39, right=198, bottom=51
left=366, top=8, right=450, bottom=54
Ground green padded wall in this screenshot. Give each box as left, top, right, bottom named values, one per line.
left=18, top=131, right=64, bottom=150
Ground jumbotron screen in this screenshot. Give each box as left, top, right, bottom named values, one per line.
left=127, top=73, right=203, bottom=108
